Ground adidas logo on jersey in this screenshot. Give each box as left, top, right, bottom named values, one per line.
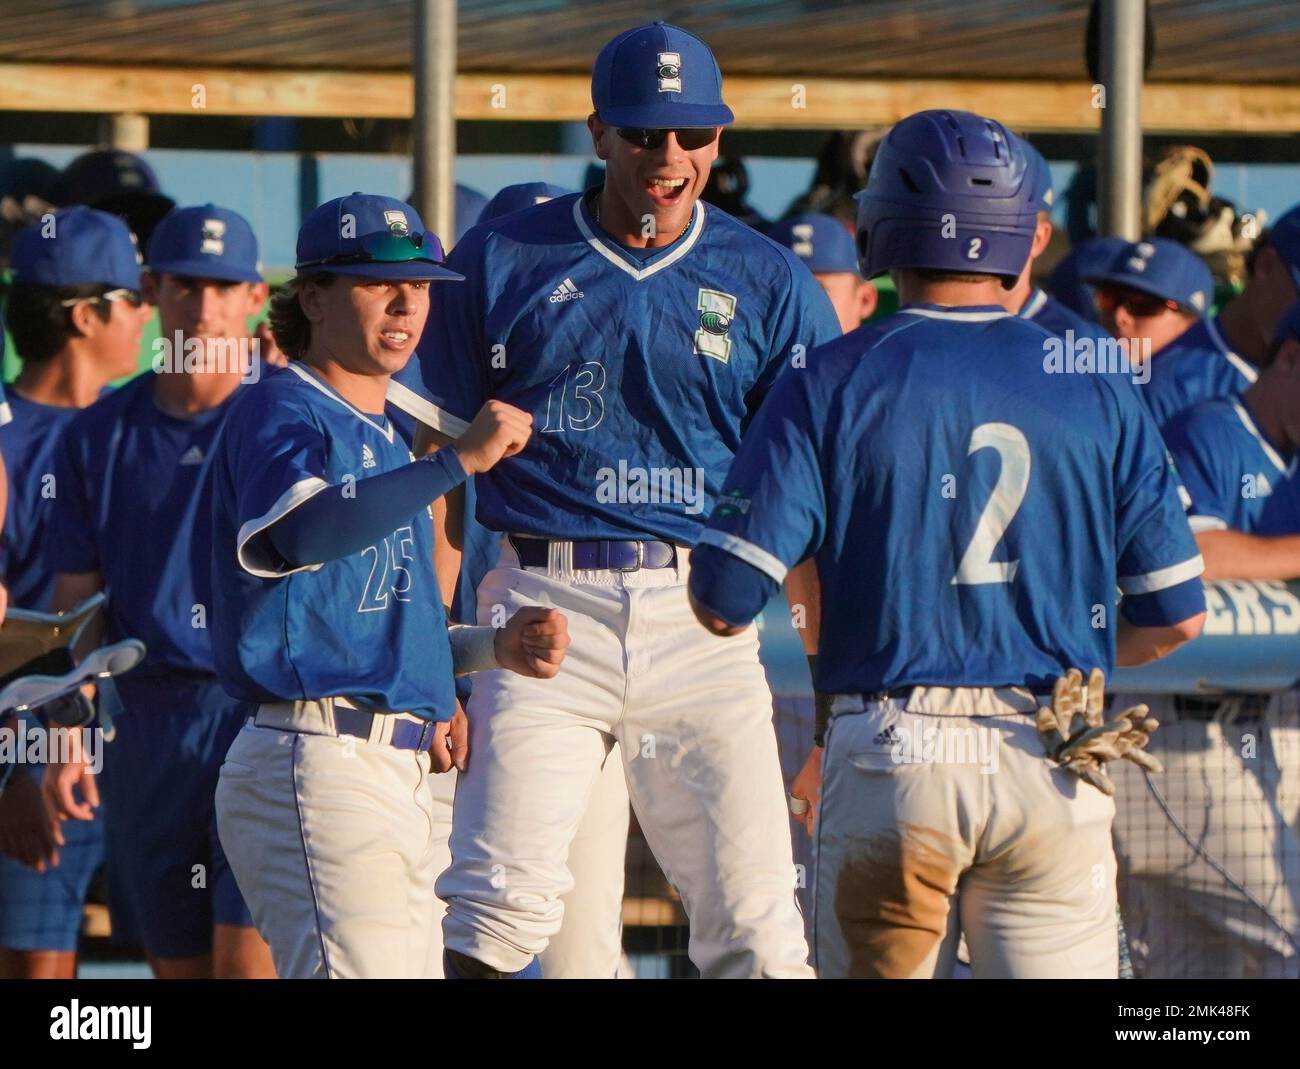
left=179, top=445, right=204, bottom=466
left=361, top=444, right=377, bottom=470
left=549, top=278, right=584, bottom=304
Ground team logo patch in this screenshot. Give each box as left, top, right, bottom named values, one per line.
left=200, top=218, right=226, bottom=256
left=657, top=51, right=682, bottom=93
left=695, top=289, right=736, bottom=363
left=713, top=491, right=751, bottom=519
left=384, top=210, right=409, bottom=235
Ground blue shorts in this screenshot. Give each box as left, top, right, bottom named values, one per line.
left=0, top=775, right=104, bottom=953
left=99, top=674, right=255, bottom=959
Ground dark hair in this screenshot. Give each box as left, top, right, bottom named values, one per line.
left=913, top=268, right=1011, bottom=287
left=268, top=273, right=336, bottom=360
left=3, top=282, right=114, bottom=364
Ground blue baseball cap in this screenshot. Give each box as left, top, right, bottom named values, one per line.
left=62, top=149, right=164, bottom=203
left=1045, top=235, right=1128, bottom=322
left=1264, top=204, right=1300, bottom=290
left=9, top=206, right=141, bottom=291
left=768, top=213, right=860, bottom=275
left=295, top=193, right=462, bottom=281
left=1017, top=137, right=1054, bottom=215
left=592, top=21, right=734, bottom=129
left=1085, top=238, right=1213, bottom=315
left=479, top=182, right=576, bottom=225
left=147, top=205, right=262, bottom=284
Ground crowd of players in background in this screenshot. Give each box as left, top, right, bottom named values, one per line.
left=0, top=131, right=1297, bottom=979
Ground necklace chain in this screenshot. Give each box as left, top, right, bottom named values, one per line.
left=594, top=194, right=689, bottom=245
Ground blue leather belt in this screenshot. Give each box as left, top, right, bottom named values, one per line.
left=509, top=536, right=678, bottom=572
left=333, top=706, right=436, bottom=751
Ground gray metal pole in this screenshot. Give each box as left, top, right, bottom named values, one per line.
left=413, top=0, right=456, bottom=245
left=1097, top=0, right=1144, bottom=238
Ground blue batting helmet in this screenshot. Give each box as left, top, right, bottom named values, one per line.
left=854, top=109, right=1036, bottom=281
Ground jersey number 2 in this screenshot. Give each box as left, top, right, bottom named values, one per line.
left=951, top=423, right=1031, bottom=585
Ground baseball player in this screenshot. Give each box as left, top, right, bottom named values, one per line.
left=1109, top=300, right=1300, bottom=977
left=41, top=204, right=275, bottom=979
left=767, top=213, right=878, bottom=332
left=60, top=149, right=177, bottom=251
left=0, top=207, right=150, bottom=979
left=209, top=192, right=565, bottom=979
left=1143, top=204, right=1300, bottom=430
left=688, top=108, right=1207, bottom=979
left=1004, top=139, right=1112, bottom=342
left=1045, top=235, right=1128, bottom=325
left=408, top=21, right=840, bottom=978
left=1084, top=237, right=1214, bottom=372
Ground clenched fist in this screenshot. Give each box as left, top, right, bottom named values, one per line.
left=455, top=400, right=533, bottom=475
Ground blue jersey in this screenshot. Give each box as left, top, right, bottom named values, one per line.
left=0, top=394, right=82, bottom=610
left=210, top=363, right=456, bottom=721
left=1019, top=287, right=1111, bottom=343
left=46, top=374, right=239, bottom=678
left=409, top=192, right=841, bottom=543
left=1145, top=315, right=1258, bottom=430
left=1163, top=396, right=1300, bottom=536
left=698, top=305, right=1205, bottom=694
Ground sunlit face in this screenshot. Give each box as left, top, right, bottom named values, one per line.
left=302, top=276, right=430, bottom=377
left=589, top=115, right=720, bottom=243
left=146, top=273, right=267, bottom=346
left=1096, top=284, right=1198, bottom=360
left=81, top=293, right=153, bottom=379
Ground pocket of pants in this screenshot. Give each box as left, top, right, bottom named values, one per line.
left=836, top=706, right=929, bottom=774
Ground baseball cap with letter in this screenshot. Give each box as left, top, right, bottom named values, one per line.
left=1084, top=238, right=1212, bottom=315
left=592, top=20, right=734, bottom=128
left=768, top=213, right=861, bottom=276
left=147, top=204, right=262, bottom=284
left=295, top=193, right=463, bottom=282
left=10, top=205, right=141, bottom=291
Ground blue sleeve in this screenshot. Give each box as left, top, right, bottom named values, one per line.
left=1162, top=412, right=1232, bottom=532
left=690, top=366, right=828, bottom=625
left=744, top=252, right=842, bottom=424
left=45, top=421, right=100, bottom=575
left=409, top=232, right=489, bottom=432
left=268, top=449, right=467, bottom=568
left=688, top=544, right=780, bottom=627
left=1110, top=384, right=1206, bottom=626
left=225, top=394, right=336, bottom=578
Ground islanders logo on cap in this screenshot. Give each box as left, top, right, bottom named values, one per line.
left=201, top=218, right=226, bottom=256
left=658, top=51, right=682, bottom=93
left=384, top=210, right=410, bottom=235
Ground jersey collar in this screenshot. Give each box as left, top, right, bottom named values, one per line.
left=1206, top=314, right=1259, bottom=385
left=1019, top=288, right=1048, bottom=319
left=899, top=304, right=1012, bottom=322
left=288, top=363, right=394, bottom=443
left=573, top=195, right=705, bottom=282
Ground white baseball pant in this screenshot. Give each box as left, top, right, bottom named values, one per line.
left=437, top=539, right=812, bottom=978
left=215, top=705, right=447, bottom=979
left=1111, top=691, right=1300, bottom=978
left=815, top=688, right=1119, bottom=979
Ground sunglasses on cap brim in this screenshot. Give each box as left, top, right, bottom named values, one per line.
left=59, top=288, right=145, bottom=308
left=615, top=127, right=720, bottom=151
left=1094, top=284, right=1188, bottom=318
left=297, top=229, right=448, bottom=270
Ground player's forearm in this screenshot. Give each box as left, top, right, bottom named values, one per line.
left=1195, top=528, right=1300, bottom=581
left=784, top=558, right=822, bottom=654
left=1115, top=612, right=1206, bottom=666
left=268, top=450, right=467, bottom=568
left=49, top=571, right=105, bottom=615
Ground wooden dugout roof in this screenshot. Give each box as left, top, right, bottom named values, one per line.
left=0, top=0, right=1298, bottom=133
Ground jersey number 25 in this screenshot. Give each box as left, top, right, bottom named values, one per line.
left=358, top=525, right=416, bottom=612
left=951, top=422, right=1031, bottom=586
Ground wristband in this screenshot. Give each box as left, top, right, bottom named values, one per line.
left=448, top=624, right=501, bottom=676
left=807, top=654, right=831, bottom=747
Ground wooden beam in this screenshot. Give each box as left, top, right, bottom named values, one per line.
left=1, top=63, right=1298, bottom=133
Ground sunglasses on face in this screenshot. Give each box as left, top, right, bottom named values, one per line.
left=60, top=288, right=145, bottom=309
left=298, top=230, right=447, bottom=269
left=615, top=127, right=719, bottom=151
left=1094, top=284, right=1184, bottom=318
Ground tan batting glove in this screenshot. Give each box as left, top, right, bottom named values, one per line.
left=1035, top=668, right=1162, bottom=796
